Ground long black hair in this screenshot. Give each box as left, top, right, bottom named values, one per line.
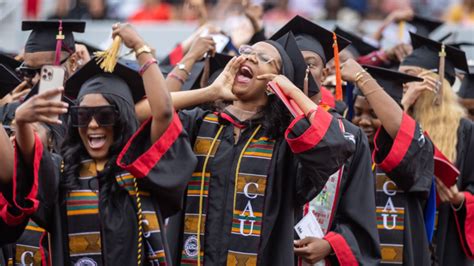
left=60, top=93, right=139, bottom=198
left=261, top=94, right=292, bottom=139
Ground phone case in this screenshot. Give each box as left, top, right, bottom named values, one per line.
left=38, top=65, right=65, bottom=102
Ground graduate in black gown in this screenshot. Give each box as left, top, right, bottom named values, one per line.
left=7, top=23, right=196, bottom=265
left=399, top=32, right=474, bottom=265
left=270, top=16, right=381, bottom=265
left=458, top=71, right=474, bottom=121
left=136, top=32, right=356, bottom=265
left=350, top=64, right=436, bottom=265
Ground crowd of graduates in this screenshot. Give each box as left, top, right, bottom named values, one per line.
left=0, top=3, right=473, bottom=266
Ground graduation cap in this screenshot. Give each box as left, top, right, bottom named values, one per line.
left=355, top=65, right=423, bottom=104
left=0, top=53, right=21, bottom=72
left=401, top=32, right=469, bottom=85
left=334, top=26, right=379, bottom=57
left=446, top=42, right=474, bottom=50
left=268, top=32, right=319, bottom=96
left=458, top=73, right=474, bottom=99
left=270, top=15, right=351, bottom=65
left=0, top=64, right=22, bottom=98
left=22, top=20, right=86, bottom=54
left=408, top=15, right=443, bottom=37
left=65, top=58, right=145, bottom=106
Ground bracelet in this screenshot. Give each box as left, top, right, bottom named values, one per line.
left=168, top=72, right=186, bottom=84
left=355, top=70, right=367, bottom=83
left=306, top=108, right=318, bottom=119
left=358, top=77, right=376, bottom=88
left=451, top=197, right=465, bottom=212
left=139, top=58, right=158, bottom=76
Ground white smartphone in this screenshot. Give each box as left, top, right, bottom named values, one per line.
left=210, top=34, right=230, bottom=53
left=38, top=65, right=65, bottom=120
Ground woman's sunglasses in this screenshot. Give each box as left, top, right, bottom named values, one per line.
left=16, top=62, right=41, bottom=79
left=70, top=105, right=118, bottom=128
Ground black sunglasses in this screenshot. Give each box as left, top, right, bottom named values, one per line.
left=70, top=105, right=118, bottom=128
left=3, top=125, right=15, bottom=137
left=16, top=62, right=41, bottom=79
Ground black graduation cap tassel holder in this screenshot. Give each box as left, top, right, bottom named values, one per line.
left=435, top=43, right=446, bottom=106
left=54, top=20, right=65, bottom=66
left=333, top=32, right=343, bottom=101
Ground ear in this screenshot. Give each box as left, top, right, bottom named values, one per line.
left=321, top=67, right=330, bottom=84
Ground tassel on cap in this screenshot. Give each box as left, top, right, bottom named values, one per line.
left=303, top=66, right=309, bottom=96
left=95, top=35, right=122, bottom=73
left=435, top=43, right=446, bottom=105
left=54, top=20, right=64, bottom=66
left=332, top=32, right=343, bottom=101
left=399, top=20, right=406, bottom=42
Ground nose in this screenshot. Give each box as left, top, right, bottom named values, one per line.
left=359, top=116, right=372, bottom=127
left=244, top=53, right=258, bottom=64
left=88, top=117, right=100, bottom=128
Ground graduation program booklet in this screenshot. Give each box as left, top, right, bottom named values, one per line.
left=295, top=210, right=326, bottom=266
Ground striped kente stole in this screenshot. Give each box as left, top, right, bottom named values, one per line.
left=66, top=160, right=102, bottom=265
left=180, top=113, right=275, bottom=265
left=14, top=219, right=47, bottom=265
left=375, top=171, right=405, bottom=265
left=115, top=173, right=167, bottom=265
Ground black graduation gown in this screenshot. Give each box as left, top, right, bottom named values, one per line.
left=373, top=113, right=434, bottom=266
left=167, top=107, right=355, bottom=266
left=296, top=112, right=381, bottom=265
left=8, top=115, right=197, bottom=265
left=434, top=118, right=474, bottom=265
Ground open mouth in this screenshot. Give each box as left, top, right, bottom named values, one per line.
left=88, top=134, right=107, bottom=150
left=236, top=65, right=254, bottom=84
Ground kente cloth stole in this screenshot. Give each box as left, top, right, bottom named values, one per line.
left=180, top=113, right=275, bottom=265
left=375, top=171, right=405, bottom=265
left=14, top=219, right=48, bottom=266
left=67, top=160, right=166, bottom=266
left=115, top=173, right=167, bottom=265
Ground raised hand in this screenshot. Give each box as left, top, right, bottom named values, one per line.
left=15, top=87, right=68, bottom=125
left=111, top=23, right=146, bottom=51
left=401, top=71, right=438, bottom=110
left=385, top=43, right=413, bottom=62
left=256, top=74, right=300, bottom=98
left=210, top=56, right=246, bottom=101
left=340, top=58, right=365, bottom=83
left=186, top=36, right=216, bottom=61
left=0, top=81, right=31, bottom=106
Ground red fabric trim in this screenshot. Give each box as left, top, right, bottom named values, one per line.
left=12, top=133, right=42, bottom=215
left=285, top=108, right=333, bottom=154
left=219, top=112, right=246, bottom=129
left=324, top=232, right=359, bottom=265
left=320, top=86, right=336, bottom=108
left=454, top=192, right=474, bottom=259
left=39, top=230, right=47, bottom=266
left=117, top=113, right=183, bottom=178
left=0, top=203, right=26, bottom=226
left=169, top=44, right=184, bottom=66
left=373, top=113, right=415, bottom=173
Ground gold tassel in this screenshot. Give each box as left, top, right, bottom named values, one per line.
left=398, top=21, right=405, bottom=42
left=303, top=66, right=309, bottom=96
left=94, top=36, right=123, bottom=73
left=435, top=43, right=446, bottom=105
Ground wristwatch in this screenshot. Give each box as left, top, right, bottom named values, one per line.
left=177, top=63, right=191, bottom=76
left=135, top=45, right=152, bottom=57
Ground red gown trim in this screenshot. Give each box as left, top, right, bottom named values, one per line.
left=454, top=191, right=474, bottom=259
left=285, top=108, right=333, bottom=154
left=373, top=113, right=415, bottom=173
left=324, top=231, right=359, bottom=265
left=117, top=113, right=183, bottom=178
left=169, top=44, right=184, bottom=66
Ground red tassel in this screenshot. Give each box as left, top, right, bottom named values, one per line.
left=333, top=32, right=343, bottom=101
left=54, top=20, right=64, bottom=66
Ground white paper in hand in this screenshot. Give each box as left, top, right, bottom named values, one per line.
left=294, top=211, right=324, bottom=239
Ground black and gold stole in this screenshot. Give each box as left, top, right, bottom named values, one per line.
left=180, top=113, right=275, bottom=265
left=375, top=170, right=405, bottom=265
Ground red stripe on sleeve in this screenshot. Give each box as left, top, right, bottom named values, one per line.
left=324, top=232, right=359, bottom=265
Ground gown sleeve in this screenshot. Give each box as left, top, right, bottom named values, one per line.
left=453, top=119, right=474, bottom=259
left=117, top=112, right=198, bottom=218
left=324, top=127, right=381, bottom=265
left=5, top=133, right=60, bottom=231
left=373, top=113, right=434, bottom=194
left=0, top=195, right=28, bottom=244
left=285, top=108, right=356, bottom=198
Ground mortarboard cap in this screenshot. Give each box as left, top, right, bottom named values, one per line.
left=334, top=26, right=379, bottom=57
left=22, top=20, right=86, bottom=53
left=65, top=58, right=145, bottom=106
left=458, top=73, right=474, bottom=99
left=0, top=53, right=21, bottom=72
left=401, top=32, right=469, bottom=85
left=269, top=31, right=319, bottom=96
left=356, top=65, right=422, bottom=104
left=409, top=15, right=443, bottom=38
left=0, top=64, right=22, bottom=98
left=270, top=15, right=351, bottom=65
